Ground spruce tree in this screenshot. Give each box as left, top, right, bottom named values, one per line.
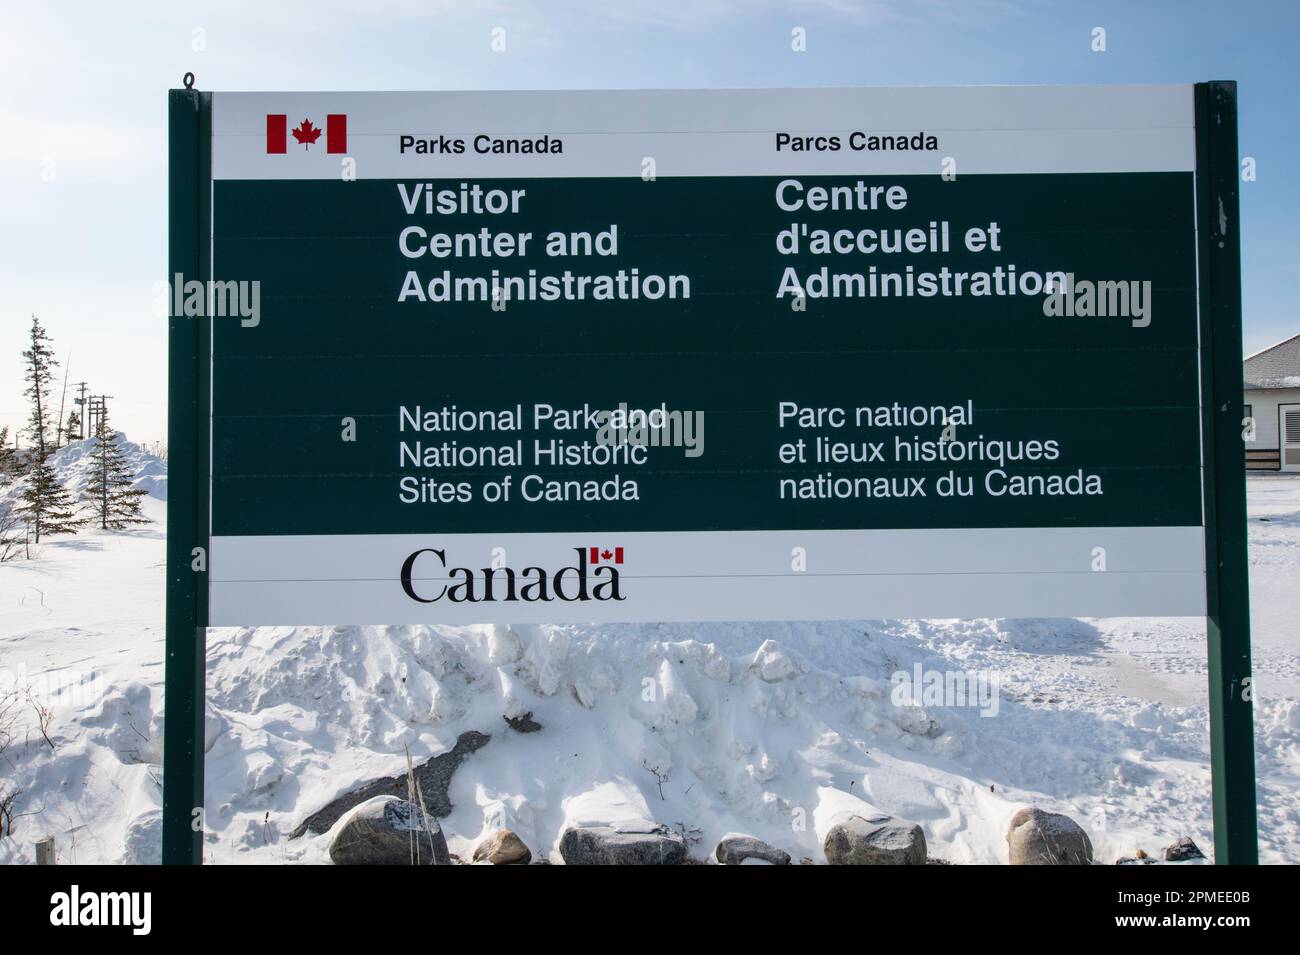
left=0, top=425, right=16, bottom=480
left=83, top=409, right=149, bottom=530
left=0, top=427, right=24, bottom=559
left=15, top=317, right=81, bottom=542
left=17, top=450, right=82, bottom=541
left=22, top=316, right=57, bottom=456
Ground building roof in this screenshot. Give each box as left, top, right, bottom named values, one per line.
left=1244, top=332, right=1300, bottom=388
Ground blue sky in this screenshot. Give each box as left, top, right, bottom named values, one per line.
left=1, top=0, right=1296, bottom=444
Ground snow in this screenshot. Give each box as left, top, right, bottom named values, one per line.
left=1, top=450, right=1298, bottom=865
left=1, top=435, right=167, bottom=509
left=44, top=435, right=168, bottom=503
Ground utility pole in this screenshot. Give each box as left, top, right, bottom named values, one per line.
left=95, top=395, right=114, bottom=437
left=71, top=381, right=89, bottom=440
left=87, top=395, right=114, bottom=439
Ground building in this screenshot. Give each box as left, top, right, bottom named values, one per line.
left=1244, top=332, right=1300, bottom=472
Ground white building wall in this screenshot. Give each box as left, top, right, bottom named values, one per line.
left=1246, top=387, right=1300, bottom=469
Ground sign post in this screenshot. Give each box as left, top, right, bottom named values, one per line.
left=163, top=82, right=1255, bottom=864
left=163, top=85, right=210, bottom=865
left=1194, top=81, right=1258, bottom=865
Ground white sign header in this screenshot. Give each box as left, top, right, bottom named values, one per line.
left=211, top=85, right=1196, bottom=180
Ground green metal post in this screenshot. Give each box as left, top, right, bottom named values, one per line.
left=163, top=87, right=211, bottom=865
left=1194, top=80, right=1258, bottom=864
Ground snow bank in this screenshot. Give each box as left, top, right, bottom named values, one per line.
left=0, top=434, right=167, bottom=520
left=196, top=620, right=955, bottom=862
left=182, top=616, right=1293, bottom=864
left=47, top=435, right=168, bottom=501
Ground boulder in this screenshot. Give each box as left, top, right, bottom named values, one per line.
left=504, top=712, right=543, bottom=733
left=473, top=828, right=532, bottom=865
left=328, top=796, right=450, bottom=865
left=1163, top=837, right=1206, bottom=862
left=290, top=730, right=490, bottom=838
left=559, top=821, right=687, bottom=865
left=824, top=816, right=927, bottom=865
left=715, top=833, right=791, bottom=866
left=1006, top=807, right=1092, bottom=865
left=1115, top=849, right=1156, bottom=865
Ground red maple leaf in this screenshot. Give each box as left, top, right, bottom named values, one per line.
left=291, top=119, right=322, bottom=148
left=601, top=549, right=613, bottom=561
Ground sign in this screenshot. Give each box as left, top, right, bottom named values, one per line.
left=198, top=86, right=1208, bottom=624
left=165, top=83, right=1256, bottom=863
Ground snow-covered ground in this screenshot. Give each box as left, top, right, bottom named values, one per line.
left=1, top=449, right=1297, bottom=864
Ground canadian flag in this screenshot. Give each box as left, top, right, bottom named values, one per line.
left=589, top=546, right=625, bottom=565
left=266, top=114, right=347, bottom=154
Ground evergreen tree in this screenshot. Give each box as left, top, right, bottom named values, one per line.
left=15, top=317, right=81, bottom=542
left=0, top=426, right=16, bottom=480
left=83, top=409, right=148, bottom=530
left=17, top=449, right=82, bottom=541
left=22, top=316, right=57, bottom=456
left=0, top=426, right=21, bottom=560
left=65, top=409, right=82, bottom=442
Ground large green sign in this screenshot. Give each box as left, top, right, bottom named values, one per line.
left=211, top=172, right=1201, bottom=537
left=165, top=84, right=1255, bottom=863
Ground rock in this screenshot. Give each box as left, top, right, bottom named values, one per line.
left=824, top=816, right=927, bottom=865
left=715, top=833, right=791, bottom=866
left=504, top=712, right=542, bottom=733
left=473, top=828, right=532, bottom=865
left=328, top=796, right=450, bottom=865
left=290, top=730, right=490, bottom=838
left=1116, top=849, right=1155, bottom=865
left=1006, top=807, right=1093, bottom=865
left=558, top=821, right=687, bottom=865
left=1163, top=837, right=1205, bottom=862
